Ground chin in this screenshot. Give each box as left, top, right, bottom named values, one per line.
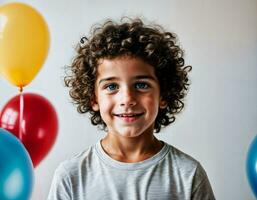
left=118, top=129, right=145, bottom=138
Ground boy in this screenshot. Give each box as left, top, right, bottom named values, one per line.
left=48, top=18, right=215, bottom=200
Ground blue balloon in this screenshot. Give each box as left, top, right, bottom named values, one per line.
left=246, top=135, right=257, bottom=199
left=0, top=128, right=34, bottom=200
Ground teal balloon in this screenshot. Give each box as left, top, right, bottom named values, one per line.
left=0, top=128, right=34, bottom=200
left=246, top=135, right=257, bottom=199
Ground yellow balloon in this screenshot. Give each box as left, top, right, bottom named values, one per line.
left=0, top=2, right=50, bottom=87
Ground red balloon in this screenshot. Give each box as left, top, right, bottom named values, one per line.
left=0, top=93, right=58, bottom=167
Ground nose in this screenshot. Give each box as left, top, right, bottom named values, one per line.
left=119, top=87, right=137, bottom=107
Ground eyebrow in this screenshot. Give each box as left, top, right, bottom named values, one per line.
left=98, top=77, right=117, bottom=85
left=98, top=75, right=157, bottom=85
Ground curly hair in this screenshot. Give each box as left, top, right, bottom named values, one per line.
left=64, top=17, right=191, bottom=133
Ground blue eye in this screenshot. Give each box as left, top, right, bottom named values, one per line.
left=135, top=82, right=149, bottom=89
left=106, top=83, right=118, bottom=91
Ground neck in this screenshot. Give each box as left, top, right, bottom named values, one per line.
left=101, top=131, right=163, bottom=163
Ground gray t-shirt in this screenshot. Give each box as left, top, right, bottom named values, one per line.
left=48, top=141, right=215, bottom=200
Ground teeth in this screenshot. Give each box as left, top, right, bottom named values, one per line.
left=121, top=114, right=134, bottom=117
left=117, top=114, right=141, bottom=117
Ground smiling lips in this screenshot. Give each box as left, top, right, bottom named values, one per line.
left=113, top=113, right=144, bottom=122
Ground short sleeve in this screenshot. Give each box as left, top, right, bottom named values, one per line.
left=47, top=164, right=72, bottom=200
left=191, top=163, right=215, bottom=200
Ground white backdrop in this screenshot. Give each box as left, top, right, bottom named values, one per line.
left=0, top=0, right=257, bottom=199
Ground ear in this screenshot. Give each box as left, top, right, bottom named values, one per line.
left=91, top=98, right=99, bottom=111
left=159, top=98, right=167, bottom=109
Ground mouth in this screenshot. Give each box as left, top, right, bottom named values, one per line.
left=113, top=113, right=144, bottom=122
left=113, top=113, right=144, bottom=117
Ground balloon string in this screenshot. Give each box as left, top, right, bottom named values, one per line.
left=19, top=87, right=24, bottom=140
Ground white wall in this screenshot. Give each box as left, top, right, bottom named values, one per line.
left=0, top=0, right=257, bottom=199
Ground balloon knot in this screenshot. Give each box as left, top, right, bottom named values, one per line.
left=19, top=86, right=23, bottom=93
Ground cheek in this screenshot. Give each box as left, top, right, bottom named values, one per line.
left=98, top=96, right=114, bottom=115
left=98, top=105, right=110, bottom=123
left=142, top=97, right=160, bottom=113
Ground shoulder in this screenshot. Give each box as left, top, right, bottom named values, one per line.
left=47, top=145, right=97, bottom=199
left=165, top=143, right=209, bottom=181
left=165, top=143, right=215, bottom=198
left=55, top=145, right=96, bottom=178
left=166, top=143, right=199, bottom=171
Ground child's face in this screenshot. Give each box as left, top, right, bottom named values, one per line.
left=92, top=56, right=164, bottom=138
